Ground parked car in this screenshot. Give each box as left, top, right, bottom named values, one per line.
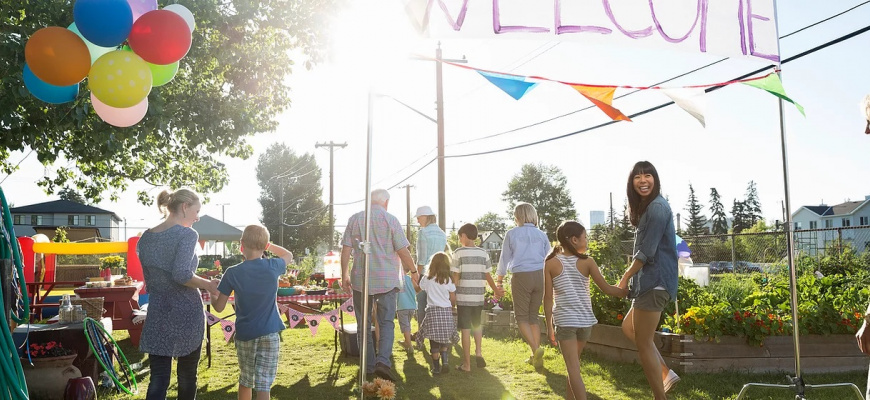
left=709, top=261, right=733, bottom=274
left=735, top=261, right=762, bottom=273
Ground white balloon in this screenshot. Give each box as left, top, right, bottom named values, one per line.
left=163, top=4, right=195, bottom=33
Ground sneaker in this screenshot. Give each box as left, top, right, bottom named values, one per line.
left=663, top=369, right=680, bottom=393
left=405, top=345, right=414, bottom=357
left=373, top=362, right=395, bottom=382
left=430, top=357, right=441, bottom=375
left=533, top=347, right=545, bottom=368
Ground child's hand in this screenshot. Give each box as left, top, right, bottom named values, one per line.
left=614, top=285, right=629, bottom=298
left=548, top=328, right=557, bottom=346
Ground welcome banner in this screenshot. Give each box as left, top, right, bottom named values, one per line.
left=403, top=0, right=779, bottom=62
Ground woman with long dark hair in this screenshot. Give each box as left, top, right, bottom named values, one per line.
left=617, top=161, right=680, bottom=399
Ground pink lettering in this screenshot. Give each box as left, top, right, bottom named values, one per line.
left=648, top=0, right=708, bottom=51
left=602, top=0, right=653, bottom=39
left=746, top=0, right=780, bottom=62
left=555, top=0, right=612, bottom=35
left=493, top=0, right=550, bottom=34
left=422, top=0, right=470, bottom=32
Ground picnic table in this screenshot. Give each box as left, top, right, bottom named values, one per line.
left=74, top=281, right=144, bottom=346
left=200, top=291, right=352, bottom=367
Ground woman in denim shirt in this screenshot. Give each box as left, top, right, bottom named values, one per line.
left=617, top=161, right=679, bottom=399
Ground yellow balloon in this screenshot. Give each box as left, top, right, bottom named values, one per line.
left=88, top=50, right=152, bottom=108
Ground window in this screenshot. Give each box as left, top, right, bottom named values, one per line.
left=842, top=218, right=851, bottom=227
left=87, top=215, right=96, bottom=226
left=825, top=219, right=833, bottom=228
left=809, top=221, right=817, bottom=229
left=794, top=222, right=802, bottom=230
left=861, top=216, right=869, bottom=226
left=68, top=215, right=80, bottom=225
left=31, top=215, right=43, bottom=225
left=13, top=215, right=23, bottom=224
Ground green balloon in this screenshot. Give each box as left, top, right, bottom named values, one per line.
left=149, top=62, right=179, bottom=87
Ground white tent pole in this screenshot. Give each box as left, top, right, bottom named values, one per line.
left=358, top=89, right=375, bottom=399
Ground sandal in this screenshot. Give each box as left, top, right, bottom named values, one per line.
left=475, top=356, right=487, bottom=368
left=456, top=364, right=471, bottom=373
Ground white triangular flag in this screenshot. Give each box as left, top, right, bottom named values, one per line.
left=661, top=88, right=706, bottom=127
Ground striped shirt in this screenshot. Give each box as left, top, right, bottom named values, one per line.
left=416, top=224, right=447, bottom=274
left=450, top=247, right=492, bottom=307
left=552, top=254, right=598, bottom=329
left=341, top=204, right=410, bottom=294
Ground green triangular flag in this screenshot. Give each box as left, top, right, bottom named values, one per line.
left=742, top=73, right=805, bottom=116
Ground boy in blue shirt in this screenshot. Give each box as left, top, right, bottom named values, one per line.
left=213, top=225, right=293, bottom=400
left=396, top=271, right=417, bottom=356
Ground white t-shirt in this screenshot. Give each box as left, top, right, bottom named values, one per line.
left=419, top=276, right=455, bottom=308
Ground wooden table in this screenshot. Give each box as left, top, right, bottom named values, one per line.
left=25, top=281, right=86, bottom=322
left=200, top=292, right=352, bottom=367
left=74, top=282, right=144, bottom=346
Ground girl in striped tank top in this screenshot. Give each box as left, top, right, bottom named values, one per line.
left=544, top=221, right=627, bottom=400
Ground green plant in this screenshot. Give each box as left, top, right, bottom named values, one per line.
left=99, top=255, right=126, bottom=274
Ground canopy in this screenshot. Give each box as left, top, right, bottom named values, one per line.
left=192, top=214, right=242, bottom=242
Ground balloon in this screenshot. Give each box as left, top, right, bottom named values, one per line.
left=149, top=61, right=179, bottom=86
left=128, top=10, right=192, bottom=65
left=163, top=4, right=195, bottom=33
left=89, top=50, right=153, bottom=108
left=67, top=23, right=115, bottom=65
left=24, top=27, right=91, bottom=86
left=119, top=44, right=178, bottom=86
left=91, top=92, right=148, bottom=127
left=73, top=0, right=133, bottom=47
left=23, top=64, right=78, bottom=104
left=127, top=0, right=158, bottom=22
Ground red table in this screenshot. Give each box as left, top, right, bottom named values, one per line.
left=74, top=282, right=144, bottom=346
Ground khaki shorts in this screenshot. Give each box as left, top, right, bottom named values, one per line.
left=555, top=326, right=593, bottom=342
left=632, top=289, right=671, bottom=312
left=511, top=270, right=544, bottom=324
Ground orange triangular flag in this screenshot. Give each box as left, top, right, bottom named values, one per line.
left=570, top=85, right=631, bottom=122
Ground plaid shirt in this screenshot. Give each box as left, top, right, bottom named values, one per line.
left=341, top=204, right=411, bottom=294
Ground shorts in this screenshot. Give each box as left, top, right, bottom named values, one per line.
left=236, top=332, right=280, bottom=391
left=632, top=289, right=671, bottom=312
left=397, top=309, right=415, bottom=333
left=555, top=326, right=593, bottom=342
left=511, top=270, right=544, bottom=324
left=457, top=305, right=483, bottom=330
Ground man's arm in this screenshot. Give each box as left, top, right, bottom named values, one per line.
left=341, top=245, right=353, bottom=293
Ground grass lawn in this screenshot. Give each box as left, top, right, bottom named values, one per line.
left=93, top=310, right=866, bottom=400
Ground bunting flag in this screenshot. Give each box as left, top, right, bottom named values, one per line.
left=278, top=304, right=290, bottom=315
left=286, top=309, right=305, bottom=328
left=741, top=73, right=805, bottom=116
left=570, top=85, right=630, bottom=121
left=661, top=88, right=707, bottom=127
left=324, top=309, right=341, bottom=330
left=219, top=319, right=236, bottom=343
left=304, top=314, right=323, bottom=336
left=340, top=298, right=355, bottom=314
left=204, top=311, right=221, bottom=327
left=401, top=0, right=430, bottom=33
left=477, top=70, right=539, bottom=100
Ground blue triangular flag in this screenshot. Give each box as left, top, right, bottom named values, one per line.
left=476, top=70, right=538, bottom=100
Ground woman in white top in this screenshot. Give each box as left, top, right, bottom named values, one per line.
left=413, top=252, right=458, bottom=375
left=544, top=221, right=626, bottom=400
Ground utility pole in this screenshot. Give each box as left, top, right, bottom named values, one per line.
left=609, top=192, right=614, bottom=230
left=279, top=188, right=284, bottom=248
left=399, top=184, right=415, bottom=241
left=432, top=43, right=466, bottom=230
left=315, top=141, right=347, bottom=249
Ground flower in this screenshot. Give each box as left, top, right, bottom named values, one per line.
left=27, top=341, right=75, bottom=358
left=361, top=378, right=396, bottom=399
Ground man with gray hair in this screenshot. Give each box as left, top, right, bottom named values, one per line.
left=341, top=189, right=418, bottom=381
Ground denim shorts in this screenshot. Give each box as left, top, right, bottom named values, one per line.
left=555, top=326, right=593, bottom=342
left=632, top=289, right=671, bottom=312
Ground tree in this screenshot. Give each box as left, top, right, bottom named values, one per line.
left=474, top=212, right=508, bottom=233
left=58, top=187, right=88, bottom=205
left=256, top=143, right=329, bottom=256
left=1, top=0, right=343, bottom=203
left=709, top=188, right=729, bottom=235
left=684, top=184, right=707, bottom=236
left=731, top=199, right=751, bottom=234
left=743, top=181, right=763, bottom=226
left=502, top=163, right=576, bottom=241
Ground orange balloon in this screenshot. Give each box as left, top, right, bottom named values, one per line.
left=25, top=27, right=91, bottom=86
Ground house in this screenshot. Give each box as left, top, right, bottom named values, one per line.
left=791, top=195, right=870, bottom=254
left=11, top=200, right=123, bottom=241
left=479, top=230, right=503, bottom=264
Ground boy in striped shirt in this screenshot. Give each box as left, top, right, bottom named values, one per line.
left=451, top=223, right=503, bottom=372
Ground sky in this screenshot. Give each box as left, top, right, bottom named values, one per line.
left=4, top=0, right=870, bottom=245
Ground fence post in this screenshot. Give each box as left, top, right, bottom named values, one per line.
left=731, top=233, right=737, bottom=272
left=838, top=228, right=843, bottom=258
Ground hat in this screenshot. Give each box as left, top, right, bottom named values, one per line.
left=414, top=205, right=435, bottom=217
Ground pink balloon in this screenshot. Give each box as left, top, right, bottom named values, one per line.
left=127, top=0, right=158, bottom=21
left=91, top=92, right=148, bottom=127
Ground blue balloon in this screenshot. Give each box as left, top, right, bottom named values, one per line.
left=23, top=64, right=78, bottom=104
left=73, top=0, right=133, bottom=47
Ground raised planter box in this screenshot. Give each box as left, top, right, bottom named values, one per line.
left=585, top=324, right=866, bottom=374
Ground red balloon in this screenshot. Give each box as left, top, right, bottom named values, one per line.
left=127, top=10, right=191, bottom=65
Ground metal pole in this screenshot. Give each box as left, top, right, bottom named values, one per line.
left=316, top=142, right=348, bottom=250
left=400, top=185, right=414, bottom=241
left=280, top=188, right=284, bottom=248
left=358, top=90, right=375, bottom=399
left=436, top=43, right=446, bottom=231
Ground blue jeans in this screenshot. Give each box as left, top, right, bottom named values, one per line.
left=416, top=290, right=450, bottom=364
left=146, top=346, right=201, bottom=400
left=353, top=288, right=397, bottom=371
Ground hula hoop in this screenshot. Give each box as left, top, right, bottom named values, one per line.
left=83, top=318, right=138, bottom=394
left=84, top=322, right=120, bottom=382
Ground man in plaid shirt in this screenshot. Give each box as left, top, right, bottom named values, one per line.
left=341, top=189, right=418, bottom=381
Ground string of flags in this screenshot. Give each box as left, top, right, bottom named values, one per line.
left=205, top=298, right=355, bottom=343
left=429, top=56, right=805, bottom=127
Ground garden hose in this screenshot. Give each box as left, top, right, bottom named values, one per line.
left=0, top=188, right=28, bottom=323
left=0, top=187, right=28, bottom=400
left=83, top=317, right=138, bottom=394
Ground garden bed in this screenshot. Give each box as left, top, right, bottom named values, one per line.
left=584, top=324, right=866, bottom=374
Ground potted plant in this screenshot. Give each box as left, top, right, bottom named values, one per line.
left=99, top=255, right=125, bottom=280
left=20, top=341, right=82, bottom=399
